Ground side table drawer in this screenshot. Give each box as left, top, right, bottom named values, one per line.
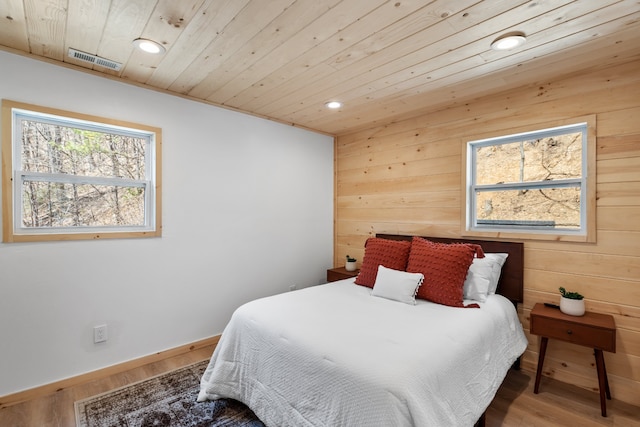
left=531, top=315, right=615, bottom=352
left=327, top=267, right=359, bottom=282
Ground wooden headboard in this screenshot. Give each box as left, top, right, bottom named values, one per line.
left=376, top=234, right=524, bottom=305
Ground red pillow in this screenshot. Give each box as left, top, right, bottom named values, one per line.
left=354, top=238, right=412, bottom=288
left=406, top=237, right=483, bottom=308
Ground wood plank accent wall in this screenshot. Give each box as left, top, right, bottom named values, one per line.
left=335, top=58, right=640, bottom=406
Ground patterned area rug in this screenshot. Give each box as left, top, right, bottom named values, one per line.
left=75, top=360, right=265, bottom=427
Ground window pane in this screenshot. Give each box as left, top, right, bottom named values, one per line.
left=476, top=133, right=582, bottom=185
left=20, top=120, right=147, bottom=179
left=21, top=181, right=145, bottom=227
left=475, top=187, right=580, bottom=230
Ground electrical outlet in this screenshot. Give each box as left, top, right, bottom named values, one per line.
left=289, top=285, right=297, bottom=292
left=94, top=324, right=108, bottom=343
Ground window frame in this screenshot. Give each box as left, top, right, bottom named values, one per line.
left=2, top=99, right=162, bottom=242
left=461, top=115, right=596, bottom=243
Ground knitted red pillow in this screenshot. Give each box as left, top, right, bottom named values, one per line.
left=354, top=238, right=412, bottom=288
left=406, top=237, right=484, bottom=308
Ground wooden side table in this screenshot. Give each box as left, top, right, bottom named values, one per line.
left=530, top=303, right=616, bottom=417
left=327, top=267, right=359, bottom=282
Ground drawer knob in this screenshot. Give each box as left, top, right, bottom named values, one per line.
left=566, top=329, right=573, bottom=335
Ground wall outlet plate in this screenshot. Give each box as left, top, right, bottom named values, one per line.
left=94, top=324, right=108, bottom=343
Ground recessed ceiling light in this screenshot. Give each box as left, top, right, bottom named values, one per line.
left=132, top=38, right=166, bottom=54
left=325, top=101, right=342, bottom=109
left=490, top=33, right=526, bottom=51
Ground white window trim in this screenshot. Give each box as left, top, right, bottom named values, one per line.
left=2, top=99, right=162, bottom=242
left=461, top=115, right=596, bottom=243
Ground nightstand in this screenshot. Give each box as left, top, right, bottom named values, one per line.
left=530, top=303, right=616, bottom=417
left=327, top=267, right=359, bottom=282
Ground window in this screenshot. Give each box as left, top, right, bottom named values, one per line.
left=464, top=116, right=595, bottom=242
left=2, top=100, right=161, bottom=242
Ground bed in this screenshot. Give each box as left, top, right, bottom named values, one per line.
left=198, top=235, right=528, bottom=426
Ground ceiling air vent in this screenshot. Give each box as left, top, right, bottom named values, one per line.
left=68, top=48, right=122, bottom=71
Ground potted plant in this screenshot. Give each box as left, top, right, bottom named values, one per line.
left=559, top=287, right=585, bottom=316
left=345, top=255, right=357, bottom=272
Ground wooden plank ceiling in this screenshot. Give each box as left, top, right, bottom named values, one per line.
left=1, top=0, right=639, bottom=135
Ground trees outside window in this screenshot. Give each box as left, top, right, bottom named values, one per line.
left=464, top=117, right=595, bottom=242
left=2, top=100, right=161, bottom=242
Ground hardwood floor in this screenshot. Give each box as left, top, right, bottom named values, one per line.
left=486, top=369, right=640, bottom=426
left=1, top=345, right=638, bottom=427
left=0, top=345, right=215, bottom=427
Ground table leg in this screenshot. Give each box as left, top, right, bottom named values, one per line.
left=534, top=337, right=548, bottom=394
left=594, top=349, right=609, bottom=417
left=601, top=352, right=611, bottom=400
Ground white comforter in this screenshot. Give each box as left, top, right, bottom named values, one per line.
left=198, top=279, right=528, bottom=426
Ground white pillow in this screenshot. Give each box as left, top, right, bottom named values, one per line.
left=371, top=265, right=423, bottom=305
left=463, top=270, right=492, bottom=303
left=463, top=253, right=508, bottom=302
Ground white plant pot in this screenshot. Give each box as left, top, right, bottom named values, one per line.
left=345, top=261, right=357, bottom=272
left=560, top=296, right=585, bottom=316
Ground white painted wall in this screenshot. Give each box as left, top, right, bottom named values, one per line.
left=0, top=51, right=334, bottom=396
